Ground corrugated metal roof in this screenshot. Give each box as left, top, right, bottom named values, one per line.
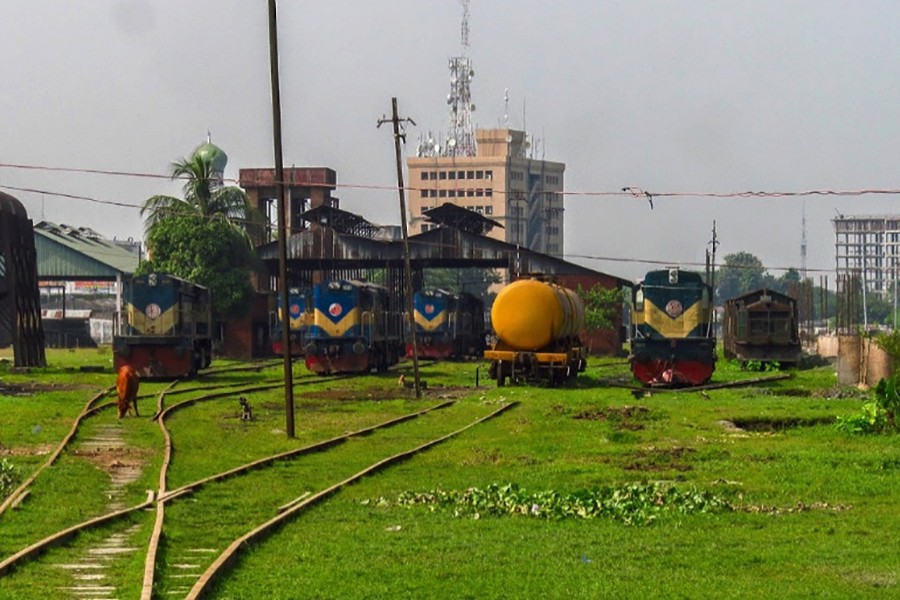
left=35, top=221, right=140, bottom=280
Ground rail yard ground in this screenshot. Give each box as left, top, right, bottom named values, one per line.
left=0, top=348, right=898, bottom=599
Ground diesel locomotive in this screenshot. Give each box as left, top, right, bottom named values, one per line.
left=272, top=286, right=308, bottom=356
left=722, top=288, right=801, bottom=365
left=407, top=289, right=485, bottom=359
left=113, top=273, right=213, bottom=378
left=302, top=279, right=403, bottom=374
left=630, top=268, right=716, bottom=386
left=484, top=279, right=586, bottom=386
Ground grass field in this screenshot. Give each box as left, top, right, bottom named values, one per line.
left=0, top=347, right=898, bottom=599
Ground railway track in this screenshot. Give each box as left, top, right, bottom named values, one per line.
left=0, top=367, right=511, bottom=599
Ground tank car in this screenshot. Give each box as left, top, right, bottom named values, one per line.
left=484, top=279, right=586, bottom=386
left=722, top=288, right=801, bottom=365
left=630, top=268, right=716, bottom=386
left=303, top=279, right=403, bottom=374
left=113, top=273, right=213, bottom=379
left=272, top=286, right=308, bottom=356
left=406, top=289, right=485, bottom=359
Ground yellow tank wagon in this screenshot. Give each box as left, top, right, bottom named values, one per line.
left=485, top=279, right=587, bottom=386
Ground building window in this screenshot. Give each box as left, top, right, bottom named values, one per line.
left=449, top=190, right=456, bottom=197
left=439, top=171, right=447, bottom=180
left=484, top=205, right=493, bottom=215
left=420, top=189, right=427, bottom=197
left=439, top=190, right=447, bottom=198
left=475, top=188, right=484, bottom=197
left=449, top=171, right=456, bottom=180
left=467, top=189, right=475, bottom=197
left=420, top=172, right=428, bottom=180
left=476, top=170, right=484, bottom=179
left=467, top=170, right=474, bottom=179
left=429, top=189, right=437, bottom=198
left=457, top=171, right=465, bottom=179
left=486, top=188, right=493, bottom=197
left=486, top=170, right=493, bottom=180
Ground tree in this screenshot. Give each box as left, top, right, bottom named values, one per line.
left=141, top=143, right=262, bottom=242
left=577, top=284, right=621, bottom=334
left=716, top=252, right=767, bottom=301
left=138, top=214, right=257, bottom=319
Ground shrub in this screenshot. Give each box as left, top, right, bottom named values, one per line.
left=0, top=458, right=20, bottom=499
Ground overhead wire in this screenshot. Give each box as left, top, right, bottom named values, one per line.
left=3, top=160, right=900, bottom=200
left=1, top=160, right=885, bottom=274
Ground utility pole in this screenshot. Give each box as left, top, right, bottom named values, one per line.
left=378, top=98, right=422, bottom=400
left=267, top=0, right=294, bottom=437
left=709, top=220, right=719, bottom=332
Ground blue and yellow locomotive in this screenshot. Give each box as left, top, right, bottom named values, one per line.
left=302, top=279, right=403, bottom=374
left=630, top=268, right=716, bottom=386
left=407, top=289, right=485, bottom=359
left=272, top=287, right=308, bottom=356
left=113, top=273, right=213, bottom=379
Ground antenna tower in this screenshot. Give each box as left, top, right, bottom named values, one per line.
left=417, top=0, right=476, bottom=158
left=801, top=200, right=808, bottom=279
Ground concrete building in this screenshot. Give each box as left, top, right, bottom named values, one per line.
left=833, top=215, right=900, bottom=298
left=407, top=128, right=565, bottom=258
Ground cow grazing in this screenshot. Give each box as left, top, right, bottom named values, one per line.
left=116, top=365, right=140, bottom=419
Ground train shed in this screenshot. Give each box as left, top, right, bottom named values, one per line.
left=257, top=203, right=630, bottom=355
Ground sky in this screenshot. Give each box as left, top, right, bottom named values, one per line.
left=2, top=1, right=900, bottom=282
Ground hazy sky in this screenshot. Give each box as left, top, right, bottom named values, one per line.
left=2, top=1, right=899, bottom=281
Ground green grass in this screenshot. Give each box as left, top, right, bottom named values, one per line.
left=1, top=350, right=899, bottom=598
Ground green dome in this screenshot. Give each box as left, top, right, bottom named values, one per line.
left=194, top=142, right=228, bottom=173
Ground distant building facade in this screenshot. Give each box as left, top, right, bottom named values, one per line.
left=407, top=128, right=565, bottom=257
left=833, top=214, right=900, bottom=298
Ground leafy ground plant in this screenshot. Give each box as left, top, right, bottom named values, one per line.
left=836, top=372, right=900, bottom=434
left=0, top=458, right=20, bottom=499
left=369, top=482, right=733, bottom=526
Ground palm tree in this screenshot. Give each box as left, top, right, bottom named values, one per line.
left=141, top=143, right=263, bottom=242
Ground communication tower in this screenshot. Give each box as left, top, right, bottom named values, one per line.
left=800, top=200, right=808, bottom=279
left=417, top=0, right=477, bottom=158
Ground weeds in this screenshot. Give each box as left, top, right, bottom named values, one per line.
left=835, top=372, right=900, bottom=434
left=0, top=457, right=20, bottom=499
left=368, top=482, right=732, bottom=526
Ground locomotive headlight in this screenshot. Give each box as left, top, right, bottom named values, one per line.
left=634, top=289, right=644, bottom=311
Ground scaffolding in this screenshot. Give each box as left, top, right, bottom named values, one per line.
left=833, top=215, right=900, bottom=300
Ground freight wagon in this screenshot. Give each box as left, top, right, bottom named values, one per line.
left=722, top=288, right=801, bottom=365
left=484, top=279, right=586, bottom=386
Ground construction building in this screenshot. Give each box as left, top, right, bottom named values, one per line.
left=407, top=128, right=565, bottom=257
left=833, top=214, right=900, bottom=298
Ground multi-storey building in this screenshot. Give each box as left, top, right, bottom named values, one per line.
left=833, top=214, right=900, bottom=298
left=407, top=128, right=565, bottom=257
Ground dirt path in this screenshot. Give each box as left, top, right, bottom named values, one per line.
left=55, top=424, right=145, bottom=599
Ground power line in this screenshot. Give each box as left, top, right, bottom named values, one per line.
left=0, top=184, right=142, bottom=209
left=3, top=160, right=900, bottom=200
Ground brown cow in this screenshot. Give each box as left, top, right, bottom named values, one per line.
left=116, top=365, right=140, bottom=418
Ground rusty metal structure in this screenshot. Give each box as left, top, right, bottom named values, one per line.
left=257, top=203, right=628, bottom=349
left=0, top=192, right=46, bottom=367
